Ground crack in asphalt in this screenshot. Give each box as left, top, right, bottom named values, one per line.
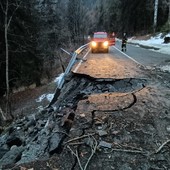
left=89, top=92, right=138, bottom=115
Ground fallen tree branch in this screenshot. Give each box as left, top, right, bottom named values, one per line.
left=155, top=139, right=170, bottom=153
left=68, top=142, right=84, bottom=145
left=53, top=130, right=70, bottom=137
left=67, top=135, right=98, bottom=170
left=111, top=148, right=148, bottom=155
left=67, top=145, right=83, bottom=170
left=84, top=136, right=98, bottom=170
left=64, top=133, right=95, bottom=145
left=0, top=107, right=7, bottom=121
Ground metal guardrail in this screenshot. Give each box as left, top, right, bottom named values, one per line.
left=48, top=43, right=90, bottom=107
left=58, top=43, right=90, bottom=89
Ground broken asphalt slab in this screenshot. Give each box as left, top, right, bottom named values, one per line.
left=1, top=70, right=170, bottom=169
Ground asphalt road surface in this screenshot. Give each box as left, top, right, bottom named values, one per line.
left=115, top=41, right=170, bottom=67
left=73, top=43, right=169, bottom=79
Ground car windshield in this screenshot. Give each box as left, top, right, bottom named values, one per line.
left=93, top=34, right=107, bottom=38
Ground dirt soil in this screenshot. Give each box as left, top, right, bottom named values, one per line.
left=1, top=65, right=170, bottom=170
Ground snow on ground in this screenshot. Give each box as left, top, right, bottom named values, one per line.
left=36, top=93, right=54, bottom=102
left=161, top=65, right=170, bottom=72
left=54, top=73, right=64, bottom=85
left=128, top=32, right=170, bottom=72
left=128, top=33, right=170, bottom=55
left=36, top=73, right=64, bottom=103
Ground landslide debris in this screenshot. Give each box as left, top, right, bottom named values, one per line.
left=1, top=73, right=170, bottom=170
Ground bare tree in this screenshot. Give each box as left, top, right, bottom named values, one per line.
left=0, top=0, right=21, bottom=121
left=153, top=0, right=159, bottom=33
left=168, top=0, right=170, bottom=29
left=164, top=0, right=170, bottom=30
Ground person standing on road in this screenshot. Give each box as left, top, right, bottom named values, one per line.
left=121, top=33, right=127, bottom=52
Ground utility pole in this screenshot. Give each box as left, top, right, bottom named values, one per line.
left=153, top=0, right=159, bottom=33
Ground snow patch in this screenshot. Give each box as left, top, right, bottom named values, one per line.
left=54, top=73, right=64, bottom=85
left=36, top=93, right=54, bottom=102
left=36, top=73, right=65, bottom=103
left=46, top=93, right=54, bottom=102
left=36, top=94, right=46, bottom=102
left=128, top=32, right=170, bottom=55
left=160, top=65, right=170, bottom=73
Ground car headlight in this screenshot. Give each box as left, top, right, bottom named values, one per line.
left=91, top=41, right=97, bottom=47
left=103, top=41, right=109, bottom=47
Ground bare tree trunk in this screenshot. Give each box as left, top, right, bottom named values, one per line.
left=0, top=0, right=21, bottom=121
left=153, top=0, right=159, bottom=33
left=168, top=0, right=170, bottom=29
left=5, top=0, right=11, bottom=120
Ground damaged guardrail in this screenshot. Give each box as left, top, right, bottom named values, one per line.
left=49, top=43, right=90, bottom=107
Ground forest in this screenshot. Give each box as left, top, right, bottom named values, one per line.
left=0, top=0, right=170, bottom=119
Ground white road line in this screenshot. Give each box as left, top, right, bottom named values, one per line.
left=112, top=46, right=144, bottom=67
left=73, top=49, right=91, bottom=73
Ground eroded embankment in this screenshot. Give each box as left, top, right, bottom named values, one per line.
left=2, top=73, right=169, bottom=170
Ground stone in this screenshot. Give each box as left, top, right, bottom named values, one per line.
left=49, top=133, right=61, bottom=154
left=97, top=130, right=108, bottom=136
left=97, top=126, right=103, bottom=130
left=80, top=113, right=85, bottom=117
left=112, top=130, right=119, bottom=135
left=84, top=137, right=94, bottom=147
left=16, top=127, right=21, bottom=130
left=0, top=146, right=24, bottom=166
left=87, top=86, right=93, bottom=91
left=98, top=141, right=112, bottom=148
left=96, top=84, right=101, bottom=90
left=95, top=121, right=102, bottom=126
left=28, top=127, right=34, bottom=134
left=10, top=145, right=17, bottom=150
left=24, top=119, right=36, bottom=130
left=0, top=147, right=9, bottom=159
left=164, top=36, right=170, bottom=43
left=166, top=125, right=170, bottom=133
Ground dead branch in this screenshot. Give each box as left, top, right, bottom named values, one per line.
left=67, top=145, right=83, bottom=170
left=68, top=142, right=84, bottom=145
left=0, top=1, right=5, bottom=13
left=64, top=133, right=95, bottom=145
left=0, top=107, right=7, bottom=121
left=67, top=135, right=98, bottom=170
left=53, top=130, right=70, bottom=137
left=84, top=136, right=98, bottom=170
left=155, top=139, right=170, bottom=153
left=7, top=1, right=22, bottom=29
left=111, top=148, right=148, bottom=155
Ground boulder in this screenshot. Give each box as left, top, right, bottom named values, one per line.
left=164, top=36, right=170, bottom=43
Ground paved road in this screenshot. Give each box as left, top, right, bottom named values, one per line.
left=72, top=46, right=146, bottom=79
left=73, top=42, right=170, bottom=79
left=115, top=41, right=170, bottom=67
